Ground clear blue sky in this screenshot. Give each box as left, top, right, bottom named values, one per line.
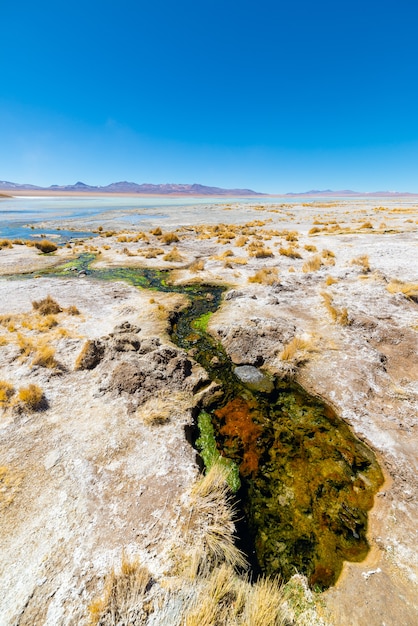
left=1, top=0, right=418, bottom=193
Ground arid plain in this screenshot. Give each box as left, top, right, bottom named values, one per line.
left=0, top=197, right=417, bottom=625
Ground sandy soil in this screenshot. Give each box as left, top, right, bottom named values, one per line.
left=0, top=197, right=417, bottom=625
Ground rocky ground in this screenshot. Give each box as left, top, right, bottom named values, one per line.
left=0, top=198, right=417, bottom=625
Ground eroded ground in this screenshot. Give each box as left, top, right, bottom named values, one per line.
left=0, top=197, right=417, bottom=625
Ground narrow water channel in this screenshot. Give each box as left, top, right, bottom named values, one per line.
left=36, top=255, right=384, bottom=589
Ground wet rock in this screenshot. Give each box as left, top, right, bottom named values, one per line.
left=234, top=365, right=275, bottom=393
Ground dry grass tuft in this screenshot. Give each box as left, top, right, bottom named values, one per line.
left=35, top=239, right=58, bottom=253
left=325, top=275, right=338, bottom=286
left=244, top=577, right=287, bottom=626
left=88, top=556, right=152, bottom=626
left=387, top=280, right=418, bottom=302
left=151, top=226, right=162, bottom=236
left=360, top=221, right=373, bottom=229
left=0, top=380, right=15, bottom=404
left=139, top=395, right=173, bottom=426
left=178, top=464, right=247, bottom=578
left=279, top=336, right=315, bottom=364
left=302, top=255, right=323, bottom=273
left=351, top=254, right=370, bottom=272
left=189, top=259, right=205, bottom=272
left=304, top=244, right=317, bottom=252
left=161, top=232, right=180, bottom=245
left=248, top=267, right=280, bottom=285
left=0, top=239, right=13, bottom=249
left=278, top=246, right=301, bottom=259
left=66, top=305, right=80, bottom=316
left=321, top=292, right=350, bottom=325
left=32, top=344, right=58, bottom=368
left=250, top=247, right=274, bottom=259
left=18, top=384, right=45, bottom=411
left=32, top=295, right=62, bottom=315
left=163, top=247, right=185, bottom=262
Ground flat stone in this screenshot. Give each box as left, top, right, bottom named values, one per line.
left=234, top=365, right=274, bottom=393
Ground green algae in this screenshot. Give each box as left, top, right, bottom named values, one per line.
left=196, top=411, right=241, bottom=493
left=27, top=254, right=384, bottom=589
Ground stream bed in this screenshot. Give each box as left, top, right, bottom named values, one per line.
left=37, top=255, right=384, bottom=589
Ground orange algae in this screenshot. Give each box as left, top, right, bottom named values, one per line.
left=216, top=397, right=264, bottom=477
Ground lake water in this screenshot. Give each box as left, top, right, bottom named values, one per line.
left=0, top=194, right=284, bottom=241
left=0, top=193, right=374, bottom=242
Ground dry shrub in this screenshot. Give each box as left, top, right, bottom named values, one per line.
left=387, top=281, right=418, bottom=302
left=236, top=235, right=248, bottom=247
left=244, top=577, right=287, bottom=626
left=66, top=305, right=80, bottom=315
left=0, top=380, right=15, bottom=404
left=321, top=292, right=350, bottom=325
left=189, top=259, right=205, bottom=272
left=163, top=247, right=184, bottom=262
left=285, top=231, right=298, bottom=242
left=35, top=239, right=58, bottom=253
left=302, top=255, right=322, bottom=273
left=308, top=226, right=322, bottom=235
left=17, top=333, right=35, bottom=357
left=140, top=395, right=172, bottom=426
left=250, top=247, right=274, bottom=259
left=351, top=254, right=370, bottom=272
left=142, top=247, right=164, bottom=258
left=248, top=268, right=279, bottom=285
left=161, top=232, right=180, bottom=244
left=325, top=275, right=337, bottom=286
left=32, top=345, right=58, bottom=368
left=32, top=295, right=62, bottom=315
left=22, top=314, right=58, bottom=332
left=18, top=384, right=45, bottom=411
left=88, top=556, right=152, bottom=626
left=178, top=463, right=247, bottom=579
left=321, top=249, right=335, bottom=259
left=278, top=246, right=301, bottom=259
left=279, top=336, right=314, bottom=363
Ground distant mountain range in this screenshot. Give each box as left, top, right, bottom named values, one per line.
left=0, top=180, right=265, bottom=196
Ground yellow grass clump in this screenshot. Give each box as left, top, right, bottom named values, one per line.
left=0, top=239, right=13, bottom=249
left=325, top=275, right=338, bottom=286
left=88, top=556, right=152, bottom=626
left=248, top=267, right=280, bottom=285
left=163, top=247, right=185, bottom=262
left=32, top=345, right=58, bottom=369
left=249, top=246, right=274, bottom=259
left=278, top=246, right=301, bottom=259
left=304, top=244, right=317, bottom=252
left=302, top=255, right=323, bottom=273
left=321, top=292, right=350, bottom=325
left=0, top=380, right=15, bottom=404
left=161, top=232, right=180, bottom=244
left=279, top=336, right=315, bottom=364
left=387, top=281, right=418, bottom=302
left=189, top=259, right=205, bottom=272
left=35, top=239, right=58, bottom=253
left=32, top=295, right=62, bottom=315
left=0, top=465, right=24, bottom=509
left=351, top=254, right=370, bottom=272
left=18, top=384, right=45, bottom=411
